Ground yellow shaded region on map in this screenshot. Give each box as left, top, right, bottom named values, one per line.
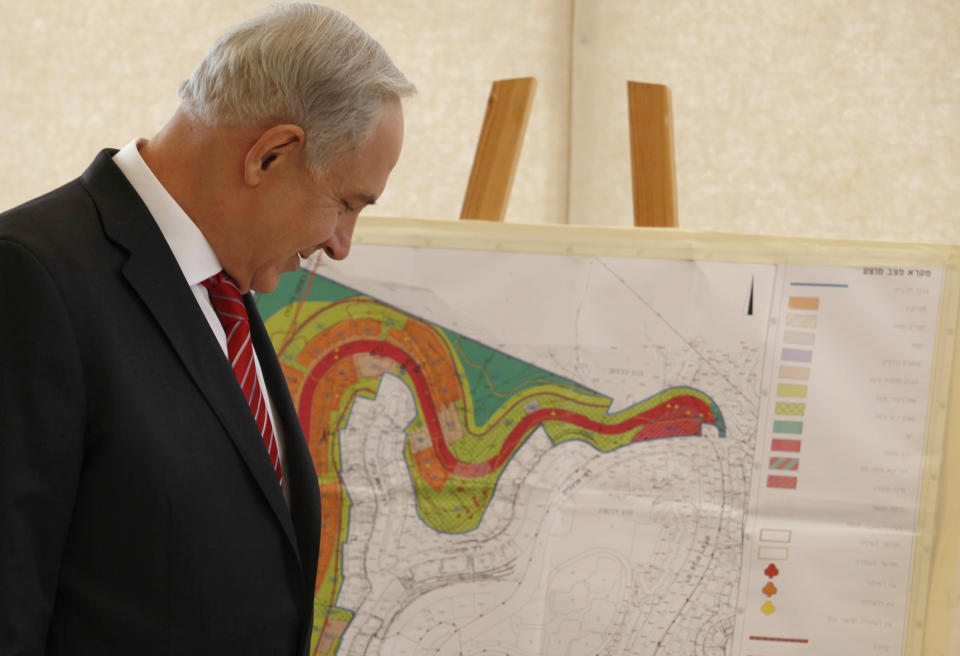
left=265, top=293, right=725, bottom=656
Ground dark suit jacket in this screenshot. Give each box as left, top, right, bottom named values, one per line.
left=0, top=150, right=322, bottom=655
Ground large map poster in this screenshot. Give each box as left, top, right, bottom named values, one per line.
left=255, top=220, right=958, bottom=656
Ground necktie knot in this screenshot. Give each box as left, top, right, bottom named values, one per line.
left=202, top=272, right=248, bottom=327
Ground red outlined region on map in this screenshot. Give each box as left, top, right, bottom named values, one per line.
left=265, top=283, right=726, bottom=656
left=296, top=338, right=720, bottom=478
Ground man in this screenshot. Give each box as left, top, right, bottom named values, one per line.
left=0, top=4, right=413, bottom=654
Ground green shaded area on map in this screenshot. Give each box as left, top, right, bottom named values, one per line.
left=256, top=268, right=726, bottom=656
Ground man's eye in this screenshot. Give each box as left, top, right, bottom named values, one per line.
left=342, top=200, right=355, bottom=213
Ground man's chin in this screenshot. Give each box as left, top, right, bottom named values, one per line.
left=249, top=271, right=282, bottom=295
left=250, top=258, right=302, bottom=294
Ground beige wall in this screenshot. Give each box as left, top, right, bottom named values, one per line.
left=570, top=0, right=960, bottom=243
left=0, top=1, right=571, bottom=226
left=1, top=1, right=957, bottom=242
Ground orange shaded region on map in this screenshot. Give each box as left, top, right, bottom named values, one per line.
left=266, top=293, right=725, bottom=656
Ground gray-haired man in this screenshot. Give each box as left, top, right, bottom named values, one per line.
left=0, top=4, right=413, bottom=654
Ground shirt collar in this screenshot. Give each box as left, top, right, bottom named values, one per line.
left=112, top=139, right=222, bottom=286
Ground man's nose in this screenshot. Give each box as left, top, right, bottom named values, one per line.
left=322, top=217, right=356, bottom=260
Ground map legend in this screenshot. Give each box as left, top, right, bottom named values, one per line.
left=736, top=264, right=944, bottom=655
left=766, top=289, right=823, bottom=493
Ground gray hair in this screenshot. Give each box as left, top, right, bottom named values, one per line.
left=178, top=3, right=415, bottom=173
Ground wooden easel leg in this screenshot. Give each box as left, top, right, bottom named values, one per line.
left=460, top=77, right=537, bottom=222
left=628, top=81, right=678, bottom=228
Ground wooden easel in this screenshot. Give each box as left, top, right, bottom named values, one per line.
left=460, top=78, right=537, bottom=223
left=627, top=82, right=677, bottom=228
left=460, top=78, right=678, bottom=228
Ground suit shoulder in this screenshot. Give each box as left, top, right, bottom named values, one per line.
left=0, top=177, right=95, bottom=235
left=0, top=178, right=105, bottom=261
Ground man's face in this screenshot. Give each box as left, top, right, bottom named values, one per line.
left=245, top=100, right=404, bottom=293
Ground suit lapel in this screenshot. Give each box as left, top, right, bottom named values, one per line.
left=80, top=150, right=304, bottom=574
left=248, top=296, right=323, bottom=597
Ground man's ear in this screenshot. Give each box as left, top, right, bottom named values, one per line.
left=242, top=124, right=306, bottom=186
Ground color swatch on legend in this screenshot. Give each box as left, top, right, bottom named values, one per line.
left=766, top=288, right=833, bottom=491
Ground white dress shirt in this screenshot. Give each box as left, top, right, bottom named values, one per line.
left=113, top=140, right=289, bottom=502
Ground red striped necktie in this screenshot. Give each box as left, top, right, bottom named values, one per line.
left=202, top=272, right=283, bottom=488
